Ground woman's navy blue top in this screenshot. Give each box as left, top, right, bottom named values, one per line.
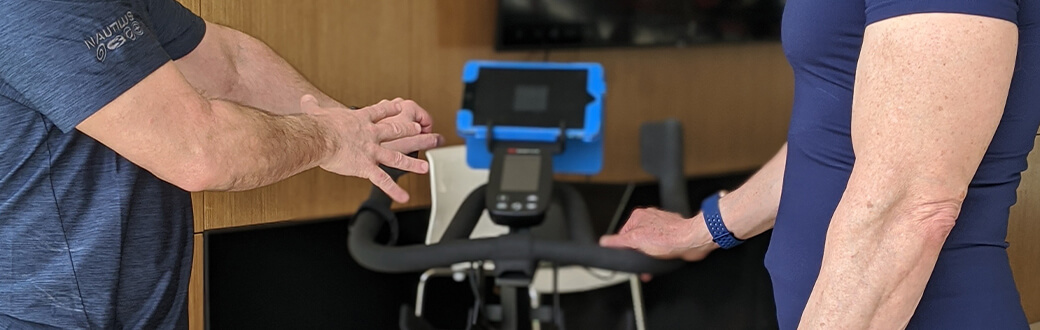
left=768, top=0, right=1038, bottom=328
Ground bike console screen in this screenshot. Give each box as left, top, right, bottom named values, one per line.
left=458, top=61, right=606, bottom=226
left=466, top=68, right=588, bottom=129
left=487, top=145, right=553, bottom=227
left=500, top=154, right=540, bottom=192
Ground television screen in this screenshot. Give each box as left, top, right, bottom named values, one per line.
left=496, top=0, right=785, bottom=50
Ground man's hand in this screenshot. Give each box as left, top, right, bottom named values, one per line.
left=600, top=208, right=718, bottom=262
left=373, top=98, right=444, bottom=154
left=301, top=95, right=430, bottom=203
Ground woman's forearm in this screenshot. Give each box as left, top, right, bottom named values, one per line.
left=717, top=143, right=787, bottom=239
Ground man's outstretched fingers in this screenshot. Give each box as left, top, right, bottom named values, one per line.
left=369, top=167, right=410, bottom=203
left=381, top=134, right=443, bottom=154
left=364, top=102, right=403, bottom=122
left=400, top=99, right=434, bottom=130
left=375, top=122, right=422, bottom=141
left=375, top=148, right=428, bottom=174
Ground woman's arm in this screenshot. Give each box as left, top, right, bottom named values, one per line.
left=799, top=13, right=1017, bottom=329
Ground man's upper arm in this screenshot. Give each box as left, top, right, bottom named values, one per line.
left=145, top=0, right=207, bottom=60
left=174, top=22, right=240, bottom=99
left=77, top=62, right=215, bottom=189
left=0, top=1, right=179, bottom=132
left=849, top=12, right=1018, bottom=201
left=147, top=0, right=240, bottom=98
left=0, top=1, right=215, bottom=188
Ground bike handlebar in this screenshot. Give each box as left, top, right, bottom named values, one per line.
left=348, top=179, right=683, bottom=275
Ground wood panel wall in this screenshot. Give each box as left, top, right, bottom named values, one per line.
left=196, top=0, right=432, bottom=230
left=187, top=0, right=793, bottom=230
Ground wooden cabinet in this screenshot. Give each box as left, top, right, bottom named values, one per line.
left=188, top=234, right=204, bottom=330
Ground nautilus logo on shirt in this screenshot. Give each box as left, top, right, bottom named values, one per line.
left=82, top=11, right=145, bottom=62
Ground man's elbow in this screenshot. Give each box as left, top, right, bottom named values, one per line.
left=163, top=145, right=230, bottom=193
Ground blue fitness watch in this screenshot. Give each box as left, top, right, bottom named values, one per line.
left=701, top=192, right=743, bottom=249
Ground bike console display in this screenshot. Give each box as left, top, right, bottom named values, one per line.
left=486, top=143, right=555, bottom=227
left=458, top=61, right=605, bottom=227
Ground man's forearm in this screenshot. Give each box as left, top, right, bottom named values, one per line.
left=219, top=26, right=345, bottom=114
left=716, top=143, right=787, bottom=239
left=196, top=99, right=333, bottom=191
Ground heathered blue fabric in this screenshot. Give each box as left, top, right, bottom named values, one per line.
left=0, top=1, right=204, bottom=328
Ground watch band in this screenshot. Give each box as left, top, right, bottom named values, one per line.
left=701, top=192, right=744, bottom=249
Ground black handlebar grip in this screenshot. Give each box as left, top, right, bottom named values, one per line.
left=533, top=242, right=684, bottom=275
left=349, top=159, right=686, bottom=275
left=350, top=209, right=683, bottom=274
left=350, top=210, right=500, bottom=273
left=440, top=185, right=487, bottom=242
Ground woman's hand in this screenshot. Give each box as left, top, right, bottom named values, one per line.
left=600, top=208, right=718, bottom=262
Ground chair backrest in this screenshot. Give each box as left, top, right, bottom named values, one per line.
left=424, top=145, right=630, bottom=293
left=640, top=119, right=692, bottom=217
left=425, top=145, right=508, bottom=245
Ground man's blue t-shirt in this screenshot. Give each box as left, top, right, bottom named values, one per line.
left=0, top=1, right=204, bottom=328
left=770, top=0, right=1037, bottom=328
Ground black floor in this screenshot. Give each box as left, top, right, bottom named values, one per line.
left=206, top=173, right=778, bottom=329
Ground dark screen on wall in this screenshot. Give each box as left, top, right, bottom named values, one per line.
left=497, top=0, right=785, bottom=50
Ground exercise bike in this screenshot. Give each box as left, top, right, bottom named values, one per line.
left=348, top=61, right=683, bottom=330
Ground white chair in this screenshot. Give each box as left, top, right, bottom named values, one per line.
left=414, top=145, right=645, bottom=328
